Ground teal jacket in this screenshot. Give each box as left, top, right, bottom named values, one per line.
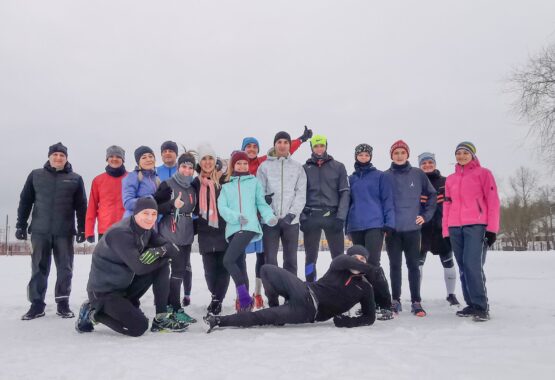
left=218, top=175, right=276, bottom=242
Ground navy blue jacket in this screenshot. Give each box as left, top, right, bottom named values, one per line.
left=346, top=163, right=395, bottom=234
left=384, top=162, right=437, bottom=232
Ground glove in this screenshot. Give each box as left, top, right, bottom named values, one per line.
left=265, top=193, right=274, bottom=205
left=382, top=226, right=395, bottom=236
left=153, top=187, right=172, bottom=203
left=279, top=213, right=295, bottom=227
left=485, top=231, right=496, bottom=247
left=267, top=216, right=279, bottom=227
left=333, top=218, right=345, bottom=231
left=298, top=125, right=313, bottom=142
left=238, top=214, right=249, bottom=226
left=333, top=315, right=355, bottom=328
left=15, top=228, right=27, bottom=241
left=139, top=246, right=169, bottom=264
left=86, top=236, right=95, bottom=244
left=76, top=232, right=86, bottom=244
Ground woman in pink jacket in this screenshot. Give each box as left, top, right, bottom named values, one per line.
left=442, top=142, right=500, bottom=322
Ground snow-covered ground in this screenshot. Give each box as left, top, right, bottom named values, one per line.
left=0, top=251, right=554, bottom=380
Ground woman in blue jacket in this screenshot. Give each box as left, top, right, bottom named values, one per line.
left=218, top=151, right=278, bottom=312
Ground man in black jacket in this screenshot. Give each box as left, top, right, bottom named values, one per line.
left=204, top=245, right=379, bottom=332
left=76, top=197, right=188, bottom=336
left=16, top=142, right=87, bottom=320
left=301, top=134, right=350, bottom=282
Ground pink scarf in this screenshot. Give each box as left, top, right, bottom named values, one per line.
left=199, top=176, right=219, bottom=228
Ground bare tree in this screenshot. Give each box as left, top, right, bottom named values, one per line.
left=509, top=43, right=555, bottom=167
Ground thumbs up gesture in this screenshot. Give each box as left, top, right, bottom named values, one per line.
left=174, top=192, right=185, bottom=209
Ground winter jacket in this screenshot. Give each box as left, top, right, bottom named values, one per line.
left=156, top=176, right=197, bottom=246
left=192, top=176, right=228, bottom=253
left=218, top=175, right=276, bottom=242
left=122, top=168, right=160, bottom=217
left=87, top=216, right=174, bottom=294
left=248, top=138, right=302, bottom=175
left=442, top=158, right=500, bottom=237
left=307, top=255, right=376, bottom=327
left=303, top=154, right=350, bottom=220
left=16, top=161, right=87, bottom=237
left=85, top=168, right=128, bottom=238
left=420, top=170, right=450, bottom=254
left=384, top=162, right=437, bottom=232
left=346, top=163, right=395, bottom=233
left=256, top=149, right=307, bottom=224
left=156, top=164, right=177, bottom=182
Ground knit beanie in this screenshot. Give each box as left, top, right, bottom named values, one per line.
left=310, top=134, right=328, bottom=148
left=355, top=143, right=373, bottom=159
left=273, top=131, right=292, bottom=145
left=346, top=245, right=369, bottom=260
left=197, top=143, right=217, bottom=161
left=106, top=145, right=125, bottom=162
left=133, top=197, right=158, bottom=215
left=390, top=140, right=410, bottom=159
left=418, top=152, right=436, bottom=166
left=455, top=141, right=476, bottom=157
left=134, top=146, right=155, bottom=164
left=230, top=150, right=249, bottom=169
left=48, top=142, right=68, bottom=157
left=161, top=140, right=178, bottom=155
left=178, top=153, right=196, bottom=168
left=241, top=137, right=260, bottom=151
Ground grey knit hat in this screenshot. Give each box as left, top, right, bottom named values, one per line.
left=106, top=145, right=125, bottom=162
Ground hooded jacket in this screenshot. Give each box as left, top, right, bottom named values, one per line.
left=247, top=138, right=302, bottom=175
left=122, top=168, right=160, bottom=217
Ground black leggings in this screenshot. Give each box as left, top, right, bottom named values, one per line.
left=223, top=231, right=256, bottom=289
left=219, top=265, right=316, bottom=328
left=385, top=230, right=422, bottom=303
left=255, top=252, right=264, bottom=278
left=168, top=245, right=192, bottom=310
left=350, top=228, right=384, bottom=267
left=201, top=251, right=230, bottom=302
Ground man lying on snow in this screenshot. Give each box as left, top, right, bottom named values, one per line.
left=75, top=197, right=189, bottom=336
left=205, top=245, right=389, bottom=333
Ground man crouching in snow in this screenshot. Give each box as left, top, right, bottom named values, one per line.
left=205, top=245, right=378, bottom=332
left=75, top=197, right=188, bottom=336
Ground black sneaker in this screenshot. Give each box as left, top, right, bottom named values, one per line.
left=456, top=305, right=476, bottom=317
left=446, top=294, right=461, bottom=306
left=473, top=309, right=490, bottom=322
left=75, top=302, right=95, bottom=333
left=21, top=304, right=45, bottom=321
left=150, top=313, right=188, bottom=332
left=377, top=308, right=394, bottom=321
left=203, top=315, right=221, bottom=334
left=207, top=297, right=222, bottom=316
left=56, top=301, right=75, bottom=318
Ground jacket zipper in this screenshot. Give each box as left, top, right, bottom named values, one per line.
left=458, top=166, right=464, bottom=223
left=238, top=178, right=243, bottom=231
left=280, top=160, right=284, bottom=217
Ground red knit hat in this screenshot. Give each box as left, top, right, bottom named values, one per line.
left=230, top=150, right=249, bottom=168
left=390, top=140, right=410, bottom=159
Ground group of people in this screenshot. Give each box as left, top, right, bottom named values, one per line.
left=15, top=125, right=500, bottom=336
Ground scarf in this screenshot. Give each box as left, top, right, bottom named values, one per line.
left=199, top=176, right=219, bottom=228
left=105, top=165, right=127, bottom=178
left=173, top=172, right=193, bottom=188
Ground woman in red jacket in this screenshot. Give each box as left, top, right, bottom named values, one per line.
left=85, top=146, right=128, bottom=243
left=442, top=142, right=500, bottom=322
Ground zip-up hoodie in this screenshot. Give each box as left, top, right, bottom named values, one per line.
left=442, top=158, right=500, bottom=237
left=122, top=168, right=159, bottom=217
left=247, top=138, right=302, bottom=175
left=217, top=174, right=276, bottom=241
left=256, top=149, right=307, bottom=224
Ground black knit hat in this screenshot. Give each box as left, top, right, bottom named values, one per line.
left=134, top=146, right=155, bottom=164
left=48, top=142, right=68, bottom=157
left=274, top=131, right=292, bottom=145
left=346, top=245, right=369, bottom=260
left=133, top=197, right=158, bottom=215
left=178, top=153, right=196, bottom=168
left=355, top=144, right=373, bottom=159
left=161, top=140, right=178, bottom=155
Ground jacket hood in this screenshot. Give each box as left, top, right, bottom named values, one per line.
left=44, top=161, right=73, bottom=173
left=229, top=174, right=256, bottom=183
left=455, top=157, right=481, bottom=173
left=266, top=147, right=291, bottom=160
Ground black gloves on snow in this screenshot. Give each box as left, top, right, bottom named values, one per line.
left=333, top=315, right=359, bottom=328
left=76, top=232, right=86, bottom=244
left=485, top=231, right=497, bottom=247
left=15, top=228, right=27, bottom=241
left=298, top=126, right=313, bottom=142
left=86, top=236, right=95, bottom=244
left=265, top=193, right=274, bottom=206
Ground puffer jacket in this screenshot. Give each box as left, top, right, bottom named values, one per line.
left=256, top=149, right=307, bottom=224
left=121, top=168, right=160, bottom=217
left=442, top=158, right=500, bottom=237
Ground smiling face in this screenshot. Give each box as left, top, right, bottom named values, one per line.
left=392, top=148, right=408, bottom=165
left=234, top=159, right=249, bottom=173
left=455, top=149, right=473, bottom=166
left=244, top=143, right=259, bottom=159
left=356, top=152, right=371, bottom=164
left=107, top=155, right=123, bottom=168
left=312, top=144, right=326, bottom=156
left=161, top=149, right=177, bottom=167
left=274, top=139, right=290, bottom=157
left=49, top=152, right=67, bottom=170
left=178, top=163, right=194, bottom=177
left=138, top=153, right=155, bottom=170
left=420, top=159, right=436, bottom=173
left=200, top=156, right=216, bottom=175
left=134, top=208, right=158, bottom=230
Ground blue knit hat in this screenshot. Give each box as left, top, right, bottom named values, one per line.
left=241, top=137, right=260, bottom=151
left=455, top=141, right=477, bottom=157
left=418, top=152, right=436, bottom=166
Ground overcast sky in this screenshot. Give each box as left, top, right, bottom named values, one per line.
left=1, top=0, right=554, bottom=233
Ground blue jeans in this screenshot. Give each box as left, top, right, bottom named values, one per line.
left=449, top=225, right=489, bottom=311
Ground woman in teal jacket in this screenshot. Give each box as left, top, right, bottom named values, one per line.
left=218, top=151, right=278, bottom=311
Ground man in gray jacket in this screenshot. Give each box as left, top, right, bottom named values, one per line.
left=257, top=132, right=307, bottom=306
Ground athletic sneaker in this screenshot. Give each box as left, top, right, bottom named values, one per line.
left=472, top=309, right=490, bottom=322
left=253, top=294, right=265, bottom=309
left=56, top=301, right=75, bottom=318
left=446, top=294, right=460, bottom=306
left=204, top=315, right=220, bottom=334
left=456, top=305, right=476, bottom=317
left=411, top=302, right=427, bottom=317
left=207, top=297, right=222, bottom=316
left=150, top=313, right=188, bottom=332
left=168, top=306, right=197, bottom=324
left=21, top=303, right=45, bottom=321
left=391, top=299, right=402, bottom=314
left=75, top=301, right=95, bottom=333
left=376, top=308, right=394, bottom=321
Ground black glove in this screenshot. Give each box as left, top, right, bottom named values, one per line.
left=279, top=213, right=295, bottom=227
left=298, top=125, right=313, bottom=142
left=76, top=232, right=86, bottom=244
left=333, top=218, right=345, bottom=231
left=265, top=193, right=274, bottom=206
left=153, top=187, right=172, bottom=204
left=86, top=236, right=95, bottom=244
left=382, top=226, right=395, bottom=236
left=15, top=228, right=27, bottom=241
left=333, top=315, right=356, bottom=328
left=485, top=231, right=496, bottom=247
